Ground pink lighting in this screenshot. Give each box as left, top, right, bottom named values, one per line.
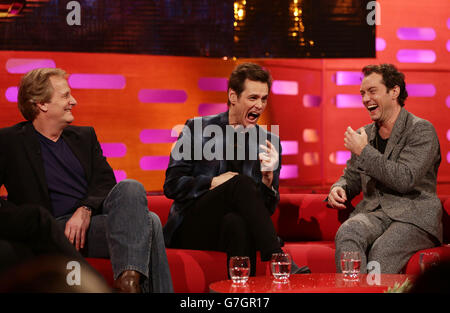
left=446, top=96, right=450, bottom=108
left=114, top=170, right=127, bottom=182
left=376, top=38, right=386, bottom=51
left=6, top=58, right=56, bottom=74
left=198, top=103, right=228, bottom=116
left=68, top=74, right=126, bottom=89
left=447, top=130, right=450, bottom=141
left=303, top=94, right=321, bottom=107
left=334, top=72, right=363, bottom=86
left=329, top=151, right=351, bottom=165
left=140, top=129, right=178, bottom=143
left=406, top=84, right=436, bottom=97
left=447, top=152, right=450, bottom=164
left=280, top=165, right=298, bottom=179
left=198, top=78, right=228, bottom=91
left=397, top=27, right=436, bottom=41
left=140, top=156, right=170, bottom=171
left=396, top=49, right=436, bottom=63
left=447, top=40, right=450, bottom=52
left=280, top=141, right=298, bottom=155
left=272, top=80, right=298, bottom=95
left=336, top=94, right=363, bottom=108
left=100, top=143, right=127, bottom=158
left=5, top=87, right=17, bottom=102
left=138, top=89, right=187, bottom=103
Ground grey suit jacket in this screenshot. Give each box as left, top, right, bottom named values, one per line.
left=163, top=111, right=282, bottom=246
left=331, top=108, right=442, bottom=242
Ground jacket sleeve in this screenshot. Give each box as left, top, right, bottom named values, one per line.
left=163, top=119, right=213, bottom=203
left=357, top=120, right=440, bottom=194
left=330, top=151, right=363, bottom=202
left=77, top=127, right=116, bottom=214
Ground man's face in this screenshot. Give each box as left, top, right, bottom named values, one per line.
left=45, top=76, right=77, bottom=125
left=228, top=79, right=269, bottom=128
left=360, top=72, right=399, bottom=124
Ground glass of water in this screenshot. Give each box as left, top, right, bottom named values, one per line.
left=340, top=251, right=361, bottom=280
left=271, top=252, right=292, bottom=283
left=229, top=256, right=250, bottom=284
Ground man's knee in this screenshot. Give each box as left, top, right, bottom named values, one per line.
left=335, top=215, right=370, bottom=245
left=113, top=179, right=146, bottom=196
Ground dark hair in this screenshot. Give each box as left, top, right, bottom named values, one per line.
left=362, top=64, right=408, bottom=107
left=227, top=63, right=272, bottom=106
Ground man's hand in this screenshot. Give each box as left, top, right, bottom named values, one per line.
left=210, top=172, right=239, bottom=190
left=259, top=140, right=279, bottom=188
left=64, top=206, right=91, bottom=251
left=327, top=186, right=347, bottom=209
left=344, top=127, right=368, bottom=156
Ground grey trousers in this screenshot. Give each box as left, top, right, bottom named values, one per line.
left=335, top=208, right=438, bottom=274
left=56, top=179, right=173, bottom=293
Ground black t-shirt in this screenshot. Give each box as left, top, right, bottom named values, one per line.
left=36, top=131, right=88, bottom=217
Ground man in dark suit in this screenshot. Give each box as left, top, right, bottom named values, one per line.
left=0, top=68, right=173, bottom=292
left=327, top=64, right=442, bottom=273
left=164, top=63, right=307, bottom=275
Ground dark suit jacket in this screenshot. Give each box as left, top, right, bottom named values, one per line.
left=163, top=111, right=282, bottom=246
left=0, top=121, right=116, bottom=216
left=331, top=108, right=442, bottom=242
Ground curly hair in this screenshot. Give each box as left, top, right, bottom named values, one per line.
left=362, top=64, right=408, bottom=107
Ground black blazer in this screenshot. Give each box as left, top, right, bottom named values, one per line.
left=163, top=111, right=282, bottom=246
left=0, top=121, right=116, bottom=215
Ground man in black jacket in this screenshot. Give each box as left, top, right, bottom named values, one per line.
left=164, top=63, right=308, bottom=275
left=0, top=68, right=172, bottom=292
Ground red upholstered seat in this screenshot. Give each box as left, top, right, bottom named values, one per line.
left=87, top=193, right=450, bottom=292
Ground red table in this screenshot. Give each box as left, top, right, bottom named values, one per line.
left=209, top=273, right=414, bottom=293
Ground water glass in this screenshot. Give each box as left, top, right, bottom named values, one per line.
left=229, top=256, right=250, bottom=284
left=340, top=251, right=361, bottom=280
left=270, top=252, right=292, bottom=282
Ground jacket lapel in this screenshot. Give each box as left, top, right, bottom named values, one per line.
left=384, top=108, right=408, bottom=159
left=21, top=123, right=50, bottom=201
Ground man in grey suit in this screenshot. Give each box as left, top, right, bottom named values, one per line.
left=328, top=64, right=442, bottom=274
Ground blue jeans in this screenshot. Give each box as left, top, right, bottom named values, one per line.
left=56, top=179, right=173, bottom=293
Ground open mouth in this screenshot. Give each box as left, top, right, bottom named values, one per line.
left=247, top=112, right=260, bottom=122
left=367, top=104, right=378, bottom=112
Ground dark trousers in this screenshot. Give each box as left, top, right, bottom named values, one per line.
left=171, top=175, right=282, bottom=275
left=0, top=200, right=88, bottom=274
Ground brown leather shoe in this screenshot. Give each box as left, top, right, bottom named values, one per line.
left=113, top=270, right=141, bottom=293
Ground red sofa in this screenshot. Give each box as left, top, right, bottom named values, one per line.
left=87, top=193, right=450, bottom=292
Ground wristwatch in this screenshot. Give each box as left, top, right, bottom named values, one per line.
left=81, top=205, right=92, bottom=215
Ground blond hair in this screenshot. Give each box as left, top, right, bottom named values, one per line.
left=17, top=68, right=67, bottom=121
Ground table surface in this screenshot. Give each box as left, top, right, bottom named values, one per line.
left=209, top=273, right=415, bottom=293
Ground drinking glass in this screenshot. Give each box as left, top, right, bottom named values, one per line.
left=229, top=256, right=250, bottom=284
left=271, top=252, right=292, bottom=283
left=340, top=251, right=361, bottom=280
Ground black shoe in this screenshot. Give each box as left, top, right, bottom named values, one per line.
left=292, top=265, right=311, bottom=274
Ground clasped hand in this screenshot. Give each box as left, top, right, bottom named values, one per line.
left=344, top=126, right=368, bottom=156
